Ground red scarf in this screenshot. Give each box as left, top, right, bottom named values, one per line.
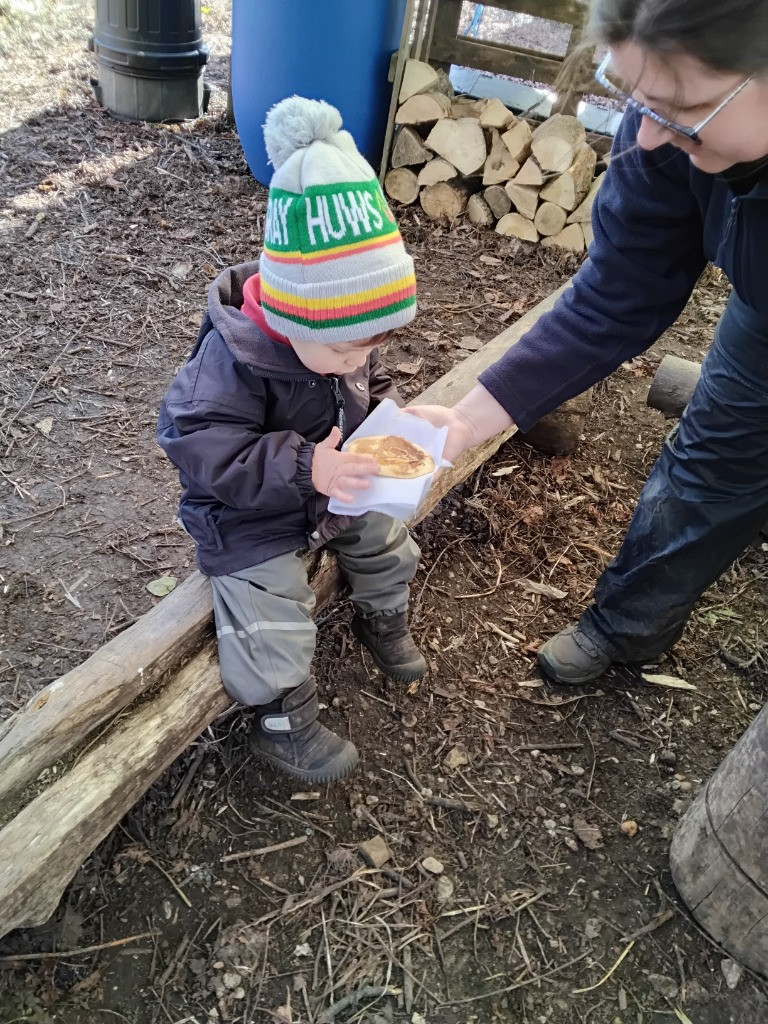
left=241, top=274, right=291, bottom=345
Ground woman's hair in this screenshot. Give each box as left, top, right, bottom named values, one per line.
left=589, top=0, right=768, bottom=75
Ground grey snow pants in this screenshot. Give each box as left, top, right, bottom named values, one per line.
left=210, top=512, right=421, bottom=706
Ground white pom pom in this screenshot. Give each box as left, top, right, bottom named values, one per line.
left=263, top=96, right=343, bottom=169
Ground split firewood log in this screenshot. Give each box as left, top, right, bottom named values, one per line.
left=398, top=58, right=439, bottom=103
left=450, top=95, right=485, bottom=119
left=515, top=156, right=549, bottom=187
left=483, top=184, right=512, bottom=219
left=531, top=114, right=587, bottom=174
left=495, top=212, right=540, bottom=243
left=534, top=201, right=568, bottom=237
left=391, top=126, right=433, bottom=169
left=426, top=117, right=487, bottom=176
left=420, top=180, right=471, bottom=222
left=483, top=128, right=520, bottom=185
left=395, top=92, right=450, bottom=125
left=478, top=97, right=514, bottom=130
left=501, top=119, right=533, bottom=164
left=504, top=181, right=540, bottom=220
left=433, top=67, right=455, bottom=100
left=541, top=223, right=586, bottom=252
left=467, top=193, right=496, bottom=227
left=566, top=171, right=605, bottom=223
left=581, top=222, right=594, bottom=247
left=539, top=144, right=597, bottom=211
left=417, top=158, right=457, bottom=186
left=384, top=167, right=420, bottom=205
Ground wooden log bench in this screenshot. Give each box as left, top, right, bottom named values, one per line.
left=0, top=285, right=570, bottom=940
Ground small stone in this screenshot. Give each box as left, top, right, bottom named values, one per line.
left=436, top=875, right=455, bottom=902
left=678, top=781, right=692, bottom=792
left=294, top=942, right=312, bottom=958
left=648, top=974, right=678, bottom=1000
left=721, top=958, right=744, bottom=989
left=444, top=745, right=470, bottom=770
left=486, top=813, right=499, bottom=830
left=233, top=988, right=246, bottom=1000
left=421, top=856, right=444, bottom=875
left=564, top=835, right=579, bottom=852
left=223, top=971, right=242, bottom=991
left=412, top=1013, right=426, bottom=1024
left=571, top=765, right=585, bottom=776
left=659, top=748, right=677, bottom=766
left=358, top=836, right=392, bottom=868
left=543, top=819, right=556, bottom=830
left=584, top=918, right=602, bottom=939
left=672, top=799, right=687, bottom=814
left=401, top=713, right=417, bottom=729
left=212, top=961, right=224, bottom=970
left=620, top=819, right=639, bottom=837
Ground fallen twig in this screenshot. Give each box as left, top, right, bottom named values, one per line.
left=572, top=941, right=634, bottom=994
left=317, top=984, right=401, bottom=1022
left=0, top=931, right=155, bottom=962
left=221, top=834, right=308, bottom=863
left=620, top=909, right=674, bottom=944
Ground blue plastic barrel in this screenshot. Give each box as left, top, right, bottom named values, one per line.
left=231, top=0, right=406, bottom=186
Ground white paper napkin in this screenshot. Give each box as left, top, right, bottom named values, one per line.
left=327, top=399, right=450, bottom=520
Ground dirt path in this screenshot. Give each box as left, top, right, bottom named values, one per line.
left=1, top=3, right=767, bottom=1023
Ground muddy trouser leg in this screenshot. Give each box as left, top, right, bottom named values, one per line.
left=578, top=300, right=768, bottom=663
left=210, top=551, right=316, bottom=706
left=327, top=512, right=421, bottom=614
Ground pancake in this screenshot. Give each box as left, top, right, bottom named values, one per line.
left=347, top=434, right=435, bottom=479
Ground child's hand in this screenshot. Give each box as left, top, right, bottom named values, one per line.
left=312, top=426, right=379, bottom=503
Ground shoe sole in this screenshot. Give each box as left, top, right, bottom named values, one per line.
left=250, top=744, right=360, bottom=784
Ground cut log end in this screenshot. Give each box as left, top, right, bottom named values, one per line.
left=420, top=181, right=470, bottom=222
left=384, top=168, right=420, bottom=206
left=495, top=212, right=539, bottom=243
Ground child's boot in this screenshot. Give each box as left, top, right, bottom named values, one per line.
left=351, top=610, right=426, bottom=683
left=249, top=676, right=358, bottom=783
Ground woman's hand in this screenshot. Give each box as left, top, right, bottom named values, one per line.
left=407, top=385, right=515, bottom=462
left=403, top=405, right=476, bottom=462
left=311, top=426, right=379, bottom=503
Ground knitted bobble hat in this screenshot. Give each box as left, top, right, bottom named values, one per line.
left=259, top=96, right=417, bottom=343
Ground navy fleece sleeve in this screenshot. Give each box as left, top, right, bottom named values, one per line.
left=478, top=111, right=707, bottom=431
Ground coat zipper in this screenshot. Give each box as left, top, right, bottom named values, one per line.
left=327, top=376, right=346, bottom=439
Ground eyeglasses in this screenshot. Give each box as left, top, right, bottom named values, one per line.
left=594, top=54, right=754, bottom=145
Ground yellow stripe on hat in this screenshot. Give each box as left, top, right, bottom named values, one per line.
left=263, top=226, right=401, bottom=263
left=260, top=273, right=416, bottom=311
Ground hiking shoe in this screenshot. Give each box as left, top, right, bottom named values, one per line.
left=538, top=623, right=613, bottom=685
left=249, top=677, right=358, bottom=783
left=351, top=610, right=427, bottom=683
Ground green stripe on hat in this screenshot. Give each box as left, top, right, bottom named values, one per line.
left=264, top=180, right=398, bottom=257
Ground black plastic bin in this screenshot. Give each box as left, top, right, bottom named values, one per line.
left=91, top=0, right=209, bottom=122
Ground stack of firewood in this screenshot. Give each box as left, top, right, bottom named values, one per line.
left=385, top=59, right=607, bottom=252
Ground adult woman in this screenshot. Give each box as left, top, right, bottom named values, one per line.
left=409, top=0, right=768, bottom=684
